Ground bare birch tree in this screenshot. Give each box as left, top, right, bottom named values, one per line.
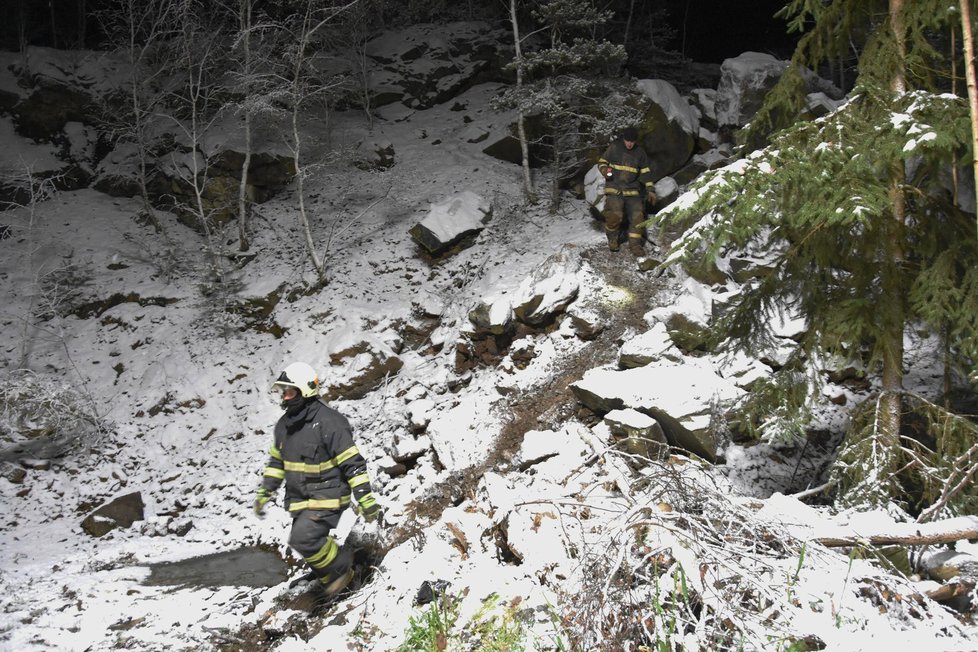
left=507, top=0, right=536, bottom=204
left=97, top=0, right=179, bottom=230
left=281, top=0, right=358, bottom=288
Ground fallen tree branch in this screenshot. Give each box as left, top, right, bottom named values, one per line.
left=813, top=516, right=978, bottom=548
left=789, top=480, right=835, bottom=501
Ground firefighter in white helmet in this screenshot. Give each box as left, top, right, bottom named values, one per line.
left=254, top=362, right=381, bottom=598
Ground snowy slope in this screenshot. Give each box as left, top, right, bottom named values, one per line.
left=1, top=38, right=976, bottom=652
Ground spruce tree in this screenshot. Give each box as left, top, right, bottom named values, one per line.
left=655, top=0, right=978, bottom=515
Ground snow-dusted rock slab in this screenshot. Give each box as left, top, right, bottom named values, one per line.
left=515, top=429, right=565, bottom=468
left=605, top=408, right=668, bottom=460
left=646, top=277, right=715, bottom=352
left=618, top=322, right=681, bottom=368
left=567, top=302, right=608, bottom=340
left=571, top=358, right=744, bottom=461
left=511, top=244, right=581, bottom=326
left=426, top=398, right=501, bottom=472
left=716, top=351, right=771, bottom=390
left=320, top=341, right=403, bottom=401
left=655, top=175, right=680, bottom=200
left=410, top=190, right=492, bottom=256
left=466, top=297, right=514, bottom=337
left=406, top=397, right=435, bottom=433
left=392, top=432, right=432, bottom=461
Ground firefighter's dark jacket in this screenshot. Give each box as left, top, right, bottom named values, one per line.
left=598, top=140, right=655, bottom=197
left=260, top=398, right=377, bottom=514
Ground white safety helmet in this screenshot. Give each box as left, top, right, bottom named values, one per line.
left=273, top=362, right=320, bottom=398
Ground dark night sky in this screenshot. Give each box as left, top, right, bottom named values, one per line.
left=665, top=0, right=799, bottom=62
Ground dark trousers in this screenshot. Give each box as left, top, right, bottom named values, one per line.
left=603, top=193, right=646, bottom=242
left=288, top=509, right=353, bottom=586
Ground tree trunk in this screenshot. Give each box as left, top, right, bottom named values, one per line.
left=813, top=515, right=978, bottom=547
left=237, top=0, right=252, bottom=252
left=508, top=0, right=535, bottom=203
left=77, top=0, right=86, bottom=48
left=623, top=0, right=636, bottom=51
left=49, top=0, right=59, bottom=49
left=292, top=4, right=326, bottom=286
left=875, top=0, right=908, bottom=487
left=959, top=0, right=978, bottom=243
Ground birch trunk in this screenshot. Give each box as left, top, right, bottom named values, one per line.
left=509, top=0, right=535, bottom=203
left=236, top=0, right=252, bottom=252
left=291, top=4, right=325, bottom=285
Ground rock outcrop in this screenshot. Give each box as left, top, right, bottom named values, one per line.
left=81, top=492, right=145, bottom=537
left=410, top=191, right=492, bottom=257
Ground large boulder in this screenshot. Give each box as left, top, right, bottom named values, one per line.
left=570, top=358, right=743, bottom=461
left=715, top=52, right=843, bottom=131
left=81, top=492, right=145, bottom=537
left=410, top=191, right=492, bottom=257
left=715, top=52, right=788, bottom=130
left=634, top=79, right=699, bottom=179
left=207, top=150, right=297, bottom=203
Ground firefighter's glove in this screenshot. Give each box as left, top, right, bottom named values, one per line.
left=361, top=502, right=382, bottom=524
left=254, top=487, right=272, bottom=517
left=646, top=191, right=657, bottom=207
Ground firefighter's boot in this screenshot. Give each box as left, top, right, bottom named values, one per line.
left=628, top=235, right=644, bottom=257
left=323, top=567, right=355, bottom=597
left=606, top=230, right=620, bottom=252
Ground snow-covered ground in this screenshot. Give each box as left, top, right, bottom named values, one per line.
left=1, top=40, right=977, bottom=652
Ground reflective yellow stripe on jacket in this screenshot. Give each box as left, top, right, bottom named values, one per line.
left=283, top=445, right=361, bottom=475
left=605, top=187, right=641, bottom=197
left=264, top=445, right=286, bottom=479
left=289, top=495, right=352, bottom=512
left=609, top=163, right=639, bottom=173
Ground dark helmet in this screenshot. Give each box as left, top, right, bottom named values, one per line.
left=622, top=127, right=639, bottom=141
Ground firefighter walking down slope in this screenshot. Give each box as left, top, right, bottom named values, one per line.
left=253, top=362, right=382, bottom=603
left=598, top=126, right=657, bottom=256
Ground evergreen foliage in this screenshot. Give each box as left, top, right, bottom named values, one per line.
left=653, top=2, right=978, bottom=515
left=744, top=0, right=952, bottom=146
